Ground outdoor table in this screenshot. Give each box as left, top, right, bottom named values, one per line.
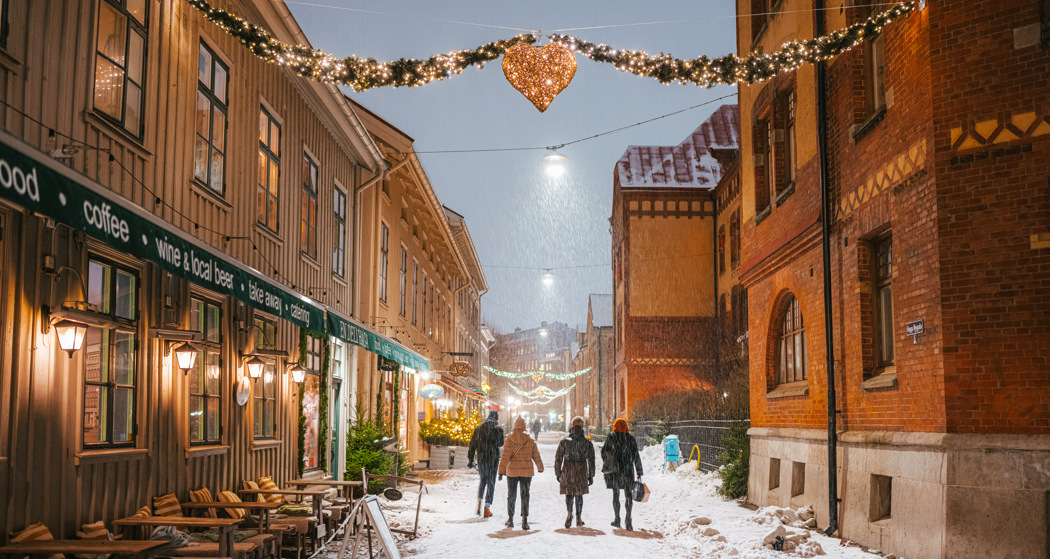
left=113, top=516, right=241, bottom=558
left=0, top=540, right=168, bottom=558
left=239, top=489, right=326, bottom=525
left=285, top=479, right=363, bottom=503
left=181, top=501, right=282, bottom=530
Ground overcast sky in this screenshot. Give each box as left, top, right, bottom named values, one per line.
left=288, top=0, right=737, bottom=333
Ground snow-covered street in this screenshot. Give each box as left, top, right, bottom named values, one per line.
left=371, top=433, right=883, bottom=559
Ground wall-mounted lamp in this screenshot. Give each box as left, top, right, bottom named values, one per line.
left=42, top=304, right=116, bottom=358
left=287, top=361, right=307, bottom=383
left=53, top=319, right=88, bottom=358
left=244, top=356, right=267, bottom=379
left=151, top=328, right=204, bottom=373
left=174, top=343, right=200, bottom=372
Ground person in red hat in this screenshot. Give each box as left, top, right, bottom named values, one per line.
left=600, top=418, right=643, bottom=530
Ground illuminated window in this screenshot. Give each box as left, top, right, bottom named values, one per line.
left=83, top=257, right=139, bottom=447
left=776, top=294, right=807, bottom=385
left=301, top=154, right=318, bottom=259
left=93, top=0, right=148, bottom=136
left=188, top=297, right=222, bottom=445
left=194, top=42, right=228, bottom=194
left=253, top=316, right=277, bottom=439
left=258, top=108, right=281, bottom=231
left=302, top=336, right=322, bottom=470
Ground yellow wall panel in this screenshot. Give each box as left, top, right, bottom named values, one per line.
left=628, top=216, right=714, bottom=317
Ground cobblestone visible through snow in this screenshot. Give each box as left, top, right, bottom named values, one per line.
left=325, top=433, right=883, bottom=558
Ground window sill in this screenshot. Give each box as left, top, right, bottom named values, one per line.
left=331, top=273, right=348, bottom=287
left=766, top=382, right=809, bottom=400
left=190, top=180, right=232, bottom=212
left=851, top=106, right=887, bottom=143
left=251, top=439, right=282, bottom=451
left=300, top=254, right=320, bottom=272
left=755, top=205, right=772, bottom=225
left=83, top=111, right=153, bottom=160
left=186, top=445, right=229, bottom=459
left=254, top=224, right=284, bottom=247
left=0, top=47, right=22, bottom=74
left=862, top=368, right=898, bottom=391
left=774, top=182, right=796, bottom=207
left=74, top=448, right=150, bottom=466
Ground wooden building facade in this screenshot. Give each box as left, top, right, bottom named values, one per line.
left=0, top=0, right=428, bottom=540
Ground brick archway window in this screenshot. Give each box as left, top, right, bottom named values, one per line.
left=777, top=294, right=807, bottom=384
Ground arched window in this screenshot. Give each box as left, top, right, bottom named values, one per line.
left=777, top=294, right=807, bottom=384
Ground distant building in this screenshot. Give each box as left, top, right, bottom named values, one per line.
left=571, top=295, right=615, bottom=430
left=489, top=322, right=577, bottom=428
left=610, top=105, right=741, bottom=419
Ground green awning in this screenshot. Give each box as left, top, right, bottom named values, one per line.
left=326, top=310, right=430, bottom=372
left=0, top=131, right=324, bottom=331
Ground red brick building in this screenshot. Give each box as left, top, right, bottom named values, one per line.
left=610, top=105, right=740, bottom=418
left=571, top=294, right=614, bottom=430
left=738, top=1, right=1050, bottom=557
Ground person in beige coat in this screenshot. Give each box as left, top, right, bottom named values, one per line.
left=498, top=416, right=544, bottom=529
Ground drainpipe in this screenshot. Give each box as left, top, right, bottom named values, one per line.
left=814, top=0, right=840, bottom=537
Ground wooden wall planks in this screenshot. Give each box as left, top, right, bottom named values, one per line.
left=0, top=0, right=377, bottom=539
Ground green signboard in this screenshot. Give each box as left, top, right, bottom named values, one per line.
left=326, top=310, right=430, bottom=372
left=0, top=134, right=324, bottom=331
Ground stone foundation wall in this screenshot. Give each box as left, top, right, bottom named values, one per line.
left=749, top=428, right=1050, bottom=559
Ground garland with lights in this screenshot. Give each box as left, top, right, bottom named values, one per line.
left=520, top=397, right=559, bottom=406
left=188, top=0, right=914, bottom=93
left=550, top=2, right=914, bottom=87
left=186, top=0, right=536, bottom=91
left=484, top=366, right=591, bottom=381
left=509, top=382, right=576, bottom=400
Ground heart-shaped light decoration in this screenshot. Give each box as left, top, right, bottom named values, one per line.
left=502, top=42, right=577, bottom=112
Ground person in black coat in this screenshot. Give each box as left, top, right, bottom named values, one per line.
left=601, top=418, right=643, bottom=530
left=554, top=416, right=596, bottom=528
left=531, top=418, right=542, bottom=440
left=467, top=410, right=504, bottom=517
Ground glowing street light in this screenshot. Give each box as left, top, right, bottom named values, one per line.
left=541, top=270, right=555, bottom=287
left=542, top=148, right=568, bottom=178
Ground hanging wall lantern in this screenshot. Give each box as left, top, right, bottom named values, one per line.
left=245, top=356, right=267, bottom=379
left=54, top=319, right=88, bottom=358
left=174, top=342, right=200, bottom=373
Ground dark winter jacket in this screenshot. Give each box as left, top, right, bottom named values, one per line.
left=467, top=411, right=504, bottom=465
left=601, top=432, right=643, bottom=490
left=554, top=426, right=596, bottom=495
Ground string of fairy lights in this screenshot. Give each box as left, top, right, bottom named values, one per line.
left=186, top=0, right=915, bottom=94
left=509, top=383, right=577, bottom=400
left=484, top=366, right=591, bottom=381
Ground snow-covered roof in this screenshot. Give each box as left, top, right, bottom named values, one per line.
left=588, top=294, right=613, bottom=328
left=616, top=104, right=740, bottom=188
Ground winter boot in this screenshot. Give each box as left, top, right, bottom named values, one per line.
left=477, top=500, right=482, bottom=516
left=483, top=506, right=493, bottom=518
left=565, top=510, right=573, bottom=529
left=521, top=517, right=530, bottom=530
left=611, top=517, right=621, bottom=528
left=625, top=516, right=633, bottom=531
left=576, top=514, right=585, bottom=528
left=504, top=517, right=514, bottom=528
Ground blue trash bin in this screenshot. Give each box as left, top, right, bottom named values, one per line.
left=663, top=434, right=680, bottom=463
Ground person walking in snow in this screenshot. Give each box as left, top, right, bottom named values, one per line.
left=467, top=410, right=504, bottom=517
left=554, top=416, right=596, bottom=528
left=498, top=416, right=544, bottom=530
left=531, top=417, right=542, bottom=440
left=601, top=418, right=643, bottom=531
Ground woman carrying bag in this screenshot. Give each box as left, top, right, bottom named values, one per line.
left=554, top=416, right=596, bottom=528
left=498, top=416, right=544, bottom=530
left=601, top=418, right=643, bottom=531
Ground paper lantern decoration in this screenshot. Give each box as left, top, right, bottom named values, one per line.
left=419, top=384, right=445, bottom=400
left=502, top=42, right=577, bottom=112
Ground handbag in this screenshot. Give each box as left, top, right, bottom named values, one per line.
left=631, top=480, right=651, bottom=503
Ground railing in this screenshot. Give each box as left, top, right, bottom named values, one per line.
left=632, top=418, right=750, bottom=473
